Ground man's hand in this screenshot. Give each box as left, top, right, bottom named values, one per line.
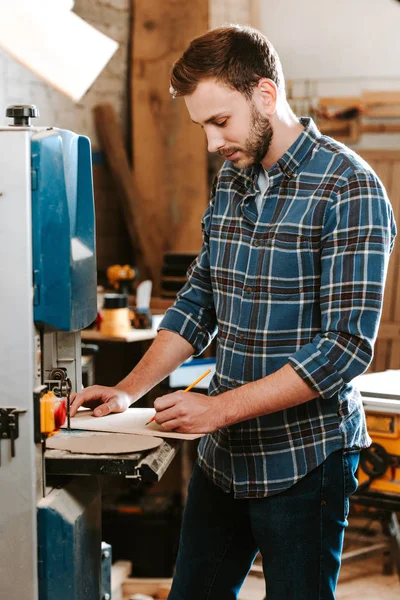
left=69, top=385, right=134, bottom=418
left=153, top=391, right=225, bottom=434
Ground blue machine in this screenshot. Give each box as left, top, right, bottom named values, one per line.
left=29, top=122, right=105, bottom=599
left=37, top=479, right=102, bottom=600
left=31, top=128, right=97, bottom=331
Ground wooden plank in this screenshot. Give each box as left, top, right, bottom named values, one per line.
left=131, top=0, right=208, bottom=266
left=81, top=328, right=157, bottom=343
left=376, top=161, right=394, bottom=324
left=386, top=162, right=400, bottom=316
left=388, top=161, right=400, bottom=368
left=360, top=151, right=400, bottom=371
left=318, top=96, right=360, bottom=108
left=362, top=90, right=400, bottom=105
left=358, top=150, right=400, bottom=161
left=365, top=106, right=400, bottom=118
left=370, top=159, right=392, bottom=371
left=122, top=577, right=172, bottom=596
left=62, top=408, right=202, bottom=440
left=377, top=322, right=400, bottom=340
left=362, top=123, right=400, bottom=134
left=111, top=561, right=132, bottom=600
left=93, top=103, right=165, bottom=288
left=318, top=119, right=353, bottom=132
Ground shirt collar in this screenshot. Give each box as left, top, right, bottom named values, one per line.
left=274, top=117, right=321, bottom=179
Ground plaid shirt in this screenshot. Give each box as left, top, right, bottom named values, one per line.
left=159, top=118, right=396, bottom=498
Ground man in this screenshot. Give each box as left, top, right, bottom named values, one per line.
left=71, top=26, right=396, bottom=599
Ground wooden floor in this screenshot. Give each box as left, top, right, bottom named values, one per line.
left=239, top=552, right=400, bottom=600
left=336, top=554, right=399, bottom=599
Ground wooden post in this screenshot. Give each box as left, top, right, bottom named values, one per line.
left=93, top=103, right=165, bottom=285
left=131, top=0, right=208, bottom=292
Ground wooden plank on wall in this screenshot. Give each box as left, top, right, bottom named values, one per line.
left=94, top=103, right=164, bottom=284
left=360, top=150, right=400, bottom=372
left=131, top=0, right=208, bottom=291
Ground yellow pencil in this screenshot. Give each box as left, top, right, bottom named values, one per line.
left=145, top=368, right=212, bottom=426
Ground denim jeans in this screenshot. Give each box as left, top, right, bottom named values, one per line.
left=168, top=449, right=359, bottom=600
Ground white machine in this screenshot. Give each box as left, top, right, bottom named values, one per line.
left=0, top=104, right=100, bottom=599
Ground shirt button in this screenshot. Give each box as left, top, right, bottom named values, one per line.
left=254, top=239, right=261, bottom=247
left=231, top=380, right=238, bottom=387
left=238, top=333, right=245, bottom=340
left=245, top=286, right=252, bottom=293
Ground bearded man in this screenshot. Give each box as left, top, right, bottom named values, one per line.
left=72, top=26, right=396, bottom=600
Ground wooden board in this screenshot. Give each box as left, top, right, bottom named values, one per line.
left=359, top=150, right=400, bottom=372
left=131, top=0, right=208, bottom=292
left=46, top=430, right=163, bottom=454
left=62, top=408, right=203, bottom=441
left=81, top=327, right=157, bottom=343
left=122, top=577, right=172, bottom=597
left=111, top=561, right=132, bottom=600
left=93, top=103, right=164, bottom=283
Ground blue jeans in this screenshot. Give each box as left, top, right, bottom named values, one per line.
left=168, top=449, right=359, bottom=600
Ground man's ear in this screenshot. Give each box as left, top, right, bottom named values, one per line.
left=255, top=78, right=277, bottom=115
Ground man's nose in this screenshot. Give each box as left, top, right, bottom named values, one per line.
left=205, top=129, right=224, bottom=154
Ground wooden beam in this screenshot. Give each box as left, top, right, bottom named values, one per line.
left=131, top=0, right=208, bottom=270
left=362, top=90, right=400, bottom=105
left=122, top=577, right=172, bottom=596
left=360, top=150, right=400, bottom=371
left=358, top=150, right=400, bottom=161
left=362, top=123, right=400, bottom=134
left=93, top=103, right=165, bottom=289
left=318, top=96, right=360, bottom=108
left=365, top=106, right=400, bottom=118
left=377, top=322, right=400, bottom=340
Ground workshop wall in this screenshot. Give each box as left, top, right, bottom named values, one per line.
left=260, top=0, right=400, bottom=81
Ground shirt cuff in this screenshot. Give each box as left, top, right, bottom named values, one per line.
left=287, top=342, right=344, bottom=399
left=158, top=306, right=213, bottom=356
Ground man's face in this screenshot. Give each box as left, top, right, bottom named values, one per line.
left=185, top=79, right=273, bottom=169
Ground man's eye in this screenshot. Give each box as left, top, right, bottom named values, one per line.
left=216, top=120, right=228, bottom=127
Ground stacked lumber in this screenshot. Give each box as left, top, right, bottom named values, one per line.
left=311, top=91, right=400, bottom=143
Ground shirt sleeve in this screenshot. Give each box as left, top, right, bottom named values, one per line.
left=288, top=169, right=397, bottom=398
left=157, top=188, right=218, bottom=356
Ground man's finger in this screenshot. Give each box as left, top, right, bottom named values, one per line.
left=155, top=406, right=180, bottom=425
left=70, top=386, right=105, bottom=416
left=93, top=397, right=128, bottom=417
left=93, top=402, right=111, bottom=417
left=160, top=418, right=181, bottom=431
left=154, top=393, right=180, bottom=412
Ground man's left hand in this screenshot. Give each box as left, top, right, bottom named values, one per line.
left=153, top=391, right=225, bottom=434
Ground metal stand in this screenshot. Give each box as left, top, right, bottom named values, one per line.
left=347, top=490, right=400, bottom=580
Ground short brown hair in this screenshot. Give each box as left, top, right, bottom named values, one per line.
left=170, top=25, right=284, bottom=99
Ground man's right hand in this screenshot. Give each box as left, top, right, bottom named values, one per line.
left=69, top=385, right=134, bottom=418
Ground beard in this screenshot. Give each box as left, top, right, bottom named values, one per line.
left=220, top=103, right=274, bottom=169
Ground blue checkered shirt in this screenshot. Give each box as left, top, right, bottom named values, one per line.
left=159, top=118, right=396, bottom=498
